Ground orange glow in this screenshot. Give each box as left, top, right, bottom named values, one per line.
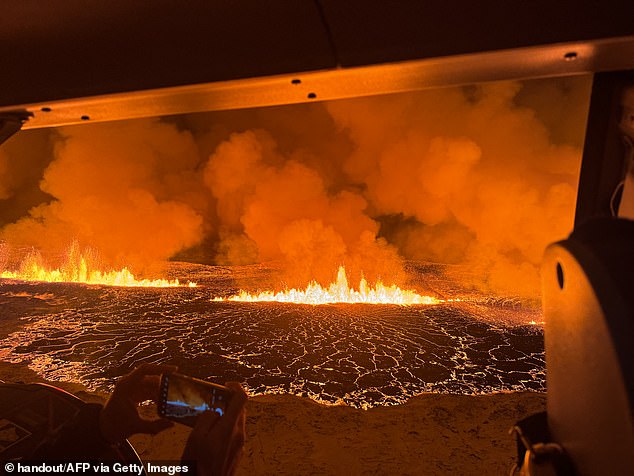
left=216, top=266, right=440, bottom=305
left=1, top=247, right=196, bottom=288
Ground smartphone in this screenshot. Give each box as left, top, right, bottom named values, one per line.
left=158, top=373, right=233, bottom=427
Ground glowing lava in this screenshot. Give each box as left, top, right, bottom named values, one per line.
left=1, top=248, right=196, bottom=288
left=217, top=266, right=440, bottom=305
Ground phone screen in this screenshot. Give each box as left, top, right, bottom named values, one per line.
left=159, top=373, right=231, bottom=426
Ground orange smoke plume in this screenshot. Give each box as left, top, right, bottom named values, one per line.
left=1, top=120, right=206, bottom=274
left=0, top=77, right=590, bottom=298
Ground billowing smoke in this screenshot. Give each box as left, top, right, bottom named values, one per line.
left=326, top=79, right=588, bottom=296
left=203, top=129, right=403, bottom=287
left=1, top=120, right=206, bottom=273
left=0, top=76, right=591, bottom=296
left=0, top=129, right=54, bottom=224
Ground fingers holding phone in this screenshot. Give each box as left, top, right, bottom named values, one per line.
left=182, top=381, right=248, bottom=476
left=100, top=363, right=178, bottom=443
left=104, top=366, right=248, bottom=475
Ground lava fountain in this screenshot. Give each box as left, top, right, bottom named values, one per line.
left=216, top=266, right=441, bottom=305
left=0, top=245, right=196, bottom=288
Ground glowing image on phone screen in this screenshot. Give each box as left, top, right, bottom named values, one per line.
left=165, top=376, right=227, bottom=418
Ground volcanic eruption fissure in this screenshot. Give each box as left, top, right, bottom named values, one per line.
left=0, top=77, right=589, bottom=302
left=216, top=265, right=441, bottom=305
left=0, top=243, right=196, bottom=287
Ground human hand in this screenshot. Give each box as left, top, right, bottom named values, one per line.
left=99, top=363, right=177, bottom=443
left=182, top=382, right=248, bottom=476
